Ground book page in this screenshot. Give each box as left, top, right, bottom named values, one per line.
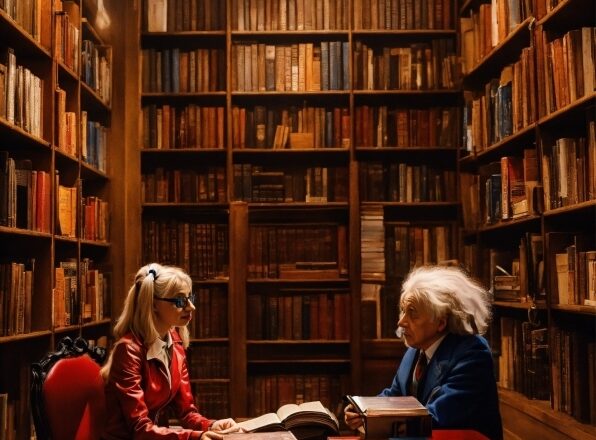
left=349, top=396, right=428, bottom=416
left=237, top=413, right=283, bottom=432
left=277, top=400, right=326, bottom=421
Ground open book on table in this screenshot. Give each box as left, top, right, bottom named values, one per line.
left=345, top=395, right=432, bottom=439
left=237, top=401, right=339, bottom=440
left=224, top=432, right=297, bottom=440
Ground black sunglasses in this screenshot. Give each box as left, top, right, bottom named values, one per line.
left=154, top=293, right=196, bottom=308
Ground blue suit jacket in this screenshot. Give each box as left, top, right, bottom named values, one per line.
left=379, top=333, right=503, bottom=440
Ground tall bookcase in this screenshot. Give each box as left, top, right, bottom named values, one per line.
left=458, top=0, right=595, bottom=438
left=135, top=0, right=462, bottom=421
left=0, top=0, right=118, bottom=437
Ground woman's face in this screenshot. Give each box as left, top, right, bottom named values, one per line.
left=153, top=287, right=195, bottom=335
left=397, top=296, right=446, bottom=350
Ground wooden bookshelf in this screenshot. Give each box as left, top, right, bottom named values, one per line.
left=0, top=0, right=117, bottom=437
left=459, top=0, right=596, bottom=437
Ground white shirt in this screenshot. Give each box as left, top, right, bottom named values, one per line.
left=147, top=331, right=173, bottom=385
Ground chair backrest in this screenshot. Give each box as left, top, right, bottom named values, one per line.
left=31, top=336, right=107, bottom=440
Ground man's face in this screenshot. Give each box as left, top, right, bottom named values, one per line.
left=397, top=296, right=446, bottom=350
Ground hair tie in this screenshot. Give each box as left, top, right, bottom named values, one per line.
left=148, top=268, right=157, bottom=279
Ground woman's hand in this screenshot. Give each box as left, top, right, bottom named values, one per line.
left=199, top=431, right=223, bottom=440
left=211, top=418, right=239, bottom=433
left=344, top=403, right=364, bottom=430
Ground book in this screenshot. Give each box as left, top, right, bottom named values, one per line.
left=344, top=395, right=432, bottom=439
left=237, top=400, right=339, bottom=440
left=226, top=433, right=297, bottom=440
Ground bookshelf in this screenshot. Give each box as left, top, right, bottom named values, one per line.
left=459, top=0, right=595, bottom=438
left=0, top=0, right=118, bottom=437
left=133, top=0, right=463, bottom=422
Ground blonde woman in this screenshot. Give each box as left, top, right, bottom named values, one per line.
left=101, top=263, right=238, bottom=439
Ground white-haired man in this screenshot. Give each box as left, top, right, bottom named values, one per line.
left=345, top=265, right=503, bottom=440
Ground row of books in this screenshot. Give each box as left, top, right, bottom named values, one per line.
left=0, top=260, right=34, bottom=337
left=463, top=51, right=536, bottom=154
left=352, top=39, right=459, bottom=90
left=142, top=220, right=229, bottom=280
left=550, top=231, right=596, bottom=307
left=55, top=88, right=77, bottom=156
left=247, top=374, right=348, bottom=417
left=359, top=161, right=457, bottom=202
left=497, top=317, right=550, bottom=401
left=188, top=287, right=228, bottom=339
left=191, top=382, right=229, bottom=420
left=550, top=324, right=596, bottom=423
left=246, top=290, right=350, bottom=340
left=353, top=0, right=453, bottom=30
left=81, top=40, right=111, bottom=104
left=55, top=4, right=80, bottom=73
left=142, top=105, right=225, bottom=150
left=232, top=105, right=350, bottom=149
left=187, top=345, right=229, bottom=378
left=361, top=282, right=399, bottom=339
left=231, top=0, right=349, bottom=31
left=354, top=106, right=458, bottom=148
left=542, top=127, right=596, bottom=211
left=81, top=196, right=108, bottom=242
left=459, top=0, right=531, bottom=73
left=538, top=27, right=595, bottom=117
left=0, top=364, right=31, bottom=439
left=0, top=48, right=43, bottom=138
left=247, top=224, right=348, bottom=279
left=142, top=167, right=226, bottom=203
left=360, top=206, right=384, bottom=280
left=233, top=165, right=348, bottom=203
left=0, top=0, right=41, bottom=42
left=385, top=223, right=454, bottom=276
left=144, top=0, right=226, bottom=32
left=52, top=260, right=111, bottom=328
left=141, top=48, right=226, bottom=94
left=81, top=111, right=108, bottom=172
left=0, top=154, right=52, bottom=232
left=232, top=41, right=350, bottom=92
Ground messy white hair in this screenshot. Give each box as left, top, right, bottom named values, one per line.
left=399, top=265, right=491, bottom=335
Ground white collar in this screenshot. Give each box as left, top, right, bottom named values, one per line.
left=146, top=331, right=173, bottom=361
left=422, top=333, right=447, bottom=362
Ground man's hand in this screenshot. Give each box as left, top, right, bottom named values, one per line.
left=199, top=431, right=223, bottom=440
left=344, top=403, right=364, bottom=430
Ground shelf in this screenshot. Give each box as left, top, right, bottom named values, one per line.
left=0, top=330, right=52, bottom=344
left=353, top=29, right=456, bottom=37
left=54, top=324, right=81, bottom=334
left=550, top=304, right=596, bottom=316
left=190, top=337, right=230, bottom=343
left=493, top=301, right=547, bottom=310
left=82, top=17, right=105, bottom=45
left=57, top=61, right=80, bottom=83
left=192, top=278, right=230, bottom=285
left=232, top=30, right=349, bottom=37
left=247, top=202, right=349, bottom=210
left=54, top=235, right=78, bottom=244
left=190, top=378, right=231, bottom=384
left=459, top=0, right=484, bottom=17
left=233, top=148, right=349, bottom=157
left=81, top=80, right=111, bottom=113
left=538, top=93, right=596, bottom=128
left=141, top=91, right=227, bottom=100
left=247, top=340, right=350, bottom=345
left=353, top=89, right=461, bottom=96
left=0, top=9, right=52, bottom=58
left=463, top=16, right=534, bottom=88
left=0, top=226, right=52, bottom=239
left=247, top=359, right=351, bottom=365
left=80, top=239, right=110, bottom=248
left=141, top=148, right=226, bottom=155
left=477, top=214, right=541, bottom=233
left=80, top=161, right=109, bottom=179
left=361, top=201, right=459, bottom=208
left=537, top=0, right=595, bottom=30
left=543, top=200, right=596, bottom=218
left=82, top=318, right=112, bottom=328
left=141, top=30, right=226, bottom=39
left=475, top=123, right=537, bottom=163
left=499, top=388, right=596, bottom=440
left=232, top=90, right=350, bottom=96
left=0, top=117, right=51, bottom=150
left=247, top=278, right=349, bottom=285
left=142, top=202, right=229, bottom=209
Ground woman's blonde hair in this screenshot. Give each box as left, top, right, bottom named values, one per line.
left=399, top=265, right=492, bottom=335
left=100, top=263, right=192, bottom=379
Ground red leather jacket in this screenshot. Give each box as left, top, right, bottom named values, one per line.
left=102, top=330, right=212, bottom=439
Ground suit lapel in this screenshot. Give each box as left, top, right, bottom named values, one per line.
left=398, top=348, right=418, bottom=395
left=419, top=334, right=457, bottom=403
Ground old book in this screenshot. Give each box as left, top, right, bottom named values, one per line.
left=345, top=395, right=432, bottom=438
left=237, top=400, right=339, bottom=440
left=225, top=433, right=297, bottom=440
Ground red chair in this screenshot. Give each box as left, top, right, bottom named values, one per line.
left=31, top=336, right=107, bottom=440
